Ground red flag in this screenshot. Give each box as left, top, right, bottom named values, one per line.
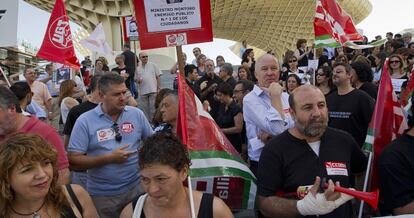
left=362, top=59, right=409, bottom=190
left=37, top=0, right=80, bottom=69
left=176, top=74, right=256, bottom=209
left=314, top=0, right=363, bottom=48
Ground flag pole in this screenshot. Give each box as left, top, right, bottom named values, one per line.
left=176, top=44, right=195, bottom=218
left=0, top=68, right=12, bottom=87
left=358, top=150, right=373, bottom=218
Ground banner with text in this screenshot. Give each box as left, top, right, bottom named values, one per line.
left=0, top=0, right=19, bottom=47
left=134, top=0, right=212, bottom=50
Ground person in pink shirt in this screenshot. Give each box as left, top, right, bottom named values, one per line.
left=0, top=86, right=69, bottom=185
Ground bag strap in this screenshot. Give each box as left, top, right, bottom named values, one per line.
left=65, top=184, right=84, bottom=214
left=132, top=193, right=148, bottom=218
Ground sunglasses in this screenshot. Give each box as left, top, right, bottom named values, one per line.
left=141, top=56, right=148, bottom=58
left=289, top=60, right=297, bottom=63
left=112, top=123, right=122, bottom=142
left=390, top=60, right=400, bottom=64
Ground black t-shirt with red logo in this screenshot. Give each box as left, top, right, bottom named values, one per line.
left=257, top=127, right=367, bottom=217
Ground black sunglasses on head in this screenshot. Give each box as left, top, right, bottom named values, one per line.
left=112, top=123, right=122, bottom=142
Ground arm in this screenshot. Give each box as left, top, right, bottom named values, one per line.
left=269, top=82, right=286, bottom=120
left=71, top=184, right=99, bottom=218
left=258, top=195, right=300, bottom=217
left=120, top=203, right=133, bottom=218
left=394, top=202, right=414, bottom=215
left=221, top=112, right=243, bottom=134
left=243, top=92, right=288, bottom=136
left=212, top=196, right=233, bottom=218
left=68, top=144, right=137, bottom=171
left=39, top=75, right=52, bottom=83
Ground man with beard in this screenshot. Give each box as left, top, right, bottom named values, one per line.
left=326, top=62, right=374, bottom=147
left=257, top=85, right=367, bottom=218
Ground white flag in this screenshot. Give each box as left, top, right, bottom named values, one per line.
left=79, top=23, right=113, bottom=57
left=0, top=0, right=19, bottom=47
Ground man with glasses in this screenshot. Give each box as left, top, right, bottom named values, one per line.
left=68, top=73, right=153, bottom=218
left=137, top=52, right=161, bottom=120
left=326, top=62, right=374, bottom=148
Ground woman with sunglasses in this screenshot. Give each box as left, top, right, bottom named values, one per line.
left=0, top=133, right=98, bottom=218
left=316, top=66, right=335, bottom=96
left=388, top=54, right=408, bottom=95
left=120, top=133, right=233, bottom=218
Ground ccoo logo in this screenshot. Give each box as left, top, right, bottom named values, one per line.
left=48, top=15, right=73, bottom=49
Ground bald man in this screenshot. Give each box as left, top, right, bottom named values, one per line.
left=242, top=54, right=295, bottom=175
left=137, top=52, right=161, bottom=120
left=257, top=85, right=367, bottom=217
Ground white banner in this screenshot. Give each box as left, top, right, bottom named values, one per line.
left=79, top=23, right=113, bottom=57
left=144, top=0, right=201, bottom=32
left=0, top=0, right=19, bottom=47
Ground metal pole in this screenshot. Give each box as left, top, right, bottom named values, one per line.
left=358, top=151, right=373, bottom=218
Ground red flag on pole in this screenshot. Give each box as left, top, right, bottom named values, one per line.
left=314, top=0, right=363, bottom=48
left=37, top=0, right=80, bottom=69
left=362, top=59, right=409, bottom=191
left=176, top=74, right=256, bottom=210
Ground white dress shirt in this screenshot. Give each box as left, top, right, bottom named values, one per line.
left=243, top=85, right=294, bottom=161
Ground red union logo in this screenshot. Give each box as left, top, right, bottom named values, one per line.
left=48, top=15, right=73, bottom=49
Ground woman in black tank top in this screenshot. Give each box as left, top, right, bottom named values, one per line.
left=0, top=134, right=99, bottom=218
left=120, top=133, right=233, bottom=218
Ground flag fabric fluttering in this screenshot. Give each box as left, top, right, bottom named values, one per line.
left=176, top=74, right=256, bottom=210
left=37, top=0, right=80, bottom=69
left=314, top=0, right=364, bottom=48
left=362, top=59, right=409, bottom=192
left=79, top=23, right=114, bottom=57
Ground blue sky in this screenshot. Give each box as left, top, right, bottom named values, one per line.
left=18, top=0, right=414, bottom=64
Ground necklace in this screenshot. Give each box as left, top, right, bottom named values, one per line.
left=10, top=200, right=46, bottom=218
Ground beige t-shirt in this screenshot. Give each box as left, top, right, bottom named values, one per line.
left=137, top=62, right=160, bottom=95
left=30, top=80, right=52, bottom=111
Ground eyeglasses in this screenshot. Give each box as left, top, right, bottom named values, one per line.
left=288, top=60, right=297, bottom=63
left=390, top=60, right=400, bottom=64
left=112, top=123, right=122, bottom=142
left=141, top=56, right=148, bottom=58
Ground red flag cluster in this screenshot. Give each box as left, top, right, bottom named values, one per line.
left=37, top=0, right=80, bottom=69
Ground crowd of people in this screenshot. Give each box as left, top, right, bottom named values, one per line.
left=0, top=31, right=414, bottom=217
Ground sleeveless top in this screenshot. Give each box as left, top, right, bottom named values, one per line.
left=60, top=97, right=78, bottom=124
left=62, top=184, right=84, bottom=218
left=297, top=48, right=308, bottom=67
left=132, top=193, right=214, bottom=218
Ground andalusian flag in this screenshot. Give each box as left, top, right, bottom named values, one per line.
left=176, top=74, right=256, bottom=210
left=314, top=0, right=363, bottom=48
left=362, top=59, right=408, bottom=191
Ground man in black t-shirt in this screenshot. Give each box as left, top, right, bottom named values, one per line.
left=121, top=44, right=138, bottom=97
left=379, top=97, right=414, bottom=215
left=197, top=59, right=223, bottom=120
left=111, top=54, right=134, bottom=95
left=327, top=62, right=375, bottom=147
left=257, top=85, right=367, bottom=218
left=63, top=75, right=101, bottom=188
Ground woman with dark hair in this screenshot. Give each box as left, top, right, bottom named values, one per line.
left=241, top=48, right=256, bottom=82
left=351, top=61, right=378, bottom=99
left=152, top=88, right=173, bottom=127
left=281, top=50, right=295, bottom=78
left=294, top=39, right=310, bottom=67
left=237, top=66, right=251, bottom=81
left=284, top=74, right=301, bottom=95
left=388, top=54, right=408, bottom=94
left=120, top=133, right=233, bottom=218
left=373, top=52, right=387, bottom=83
left=0, top=133, right=98, bottom=217
left=316, top=66, right=335, bottom=96
left=215, top=83, right=243, bottom=153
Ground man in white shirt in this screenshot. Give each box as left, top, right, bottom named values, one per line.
left=243, top=54, right=294, bottom=175
left=137, top=52, right=160, bottom=120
